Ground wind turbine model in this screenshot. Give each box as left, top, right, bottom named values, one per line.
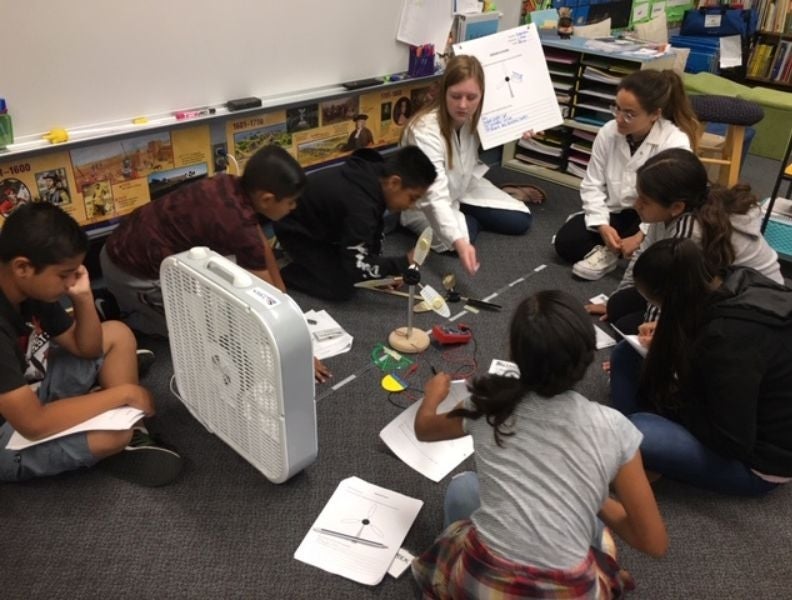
left=388, top=227, right=450, bottom=353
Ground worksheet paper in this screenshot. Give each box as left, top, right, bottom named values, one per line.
left=6, top=406, right=145, bottom=450
left=397, top=0, right=455, bottom=52
left=304, top=309, right=353, bottom=360
left=294, top=477, right=423, bottom=585
left=453, top=24, right=563, bottom=150
left=379, top=380, right=474, bottom=482
left=611, top=325, right=648, bottom=357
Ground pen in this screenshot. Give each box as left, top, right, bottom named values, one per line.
left=174, top=107, right=216, bottom=120
left=313, top=528, right=388, bottom=549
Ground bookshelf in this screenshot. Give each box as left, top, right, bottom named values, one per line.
left=746, top=30, right=792, bottom=88
left=501, top=37, right=681, bottom=188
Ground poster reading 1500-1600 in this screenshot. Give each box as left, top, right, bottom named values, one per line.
left=0, top=125, right=211, bottom=230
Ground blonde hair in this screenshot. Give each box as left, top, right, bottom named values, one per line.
left=402, top=55, right=485, bottom=169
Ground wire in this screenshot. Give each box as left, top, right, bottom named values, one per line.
left=169, top=374, right=184, bottom=402
left=442, top=335, right=479, bottom=380
left=226, top=153, right=241, bottom=175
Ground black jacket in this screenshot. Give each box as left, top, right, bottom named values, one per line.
left=275, top=149, right=408, bottom=282
left=686, top=268, right=792, bottom=476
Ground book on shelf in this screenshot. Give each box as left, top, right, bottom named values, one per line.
left=556, top=92, right=572, bottom=104
left=581, top=66, right=622, bottom=85
left=580, top=58, right=634, bottom=75
left=548, top=68, right=576, bottom=78
left=553, top=80, right=574, bottom=91
left=568, top=151, right=591, bottom=166
left=574, top=114, right=609, bottom=127
left=574, top=101, right=612, bottom=114
left=577, top=87, right=617, bottom=101
left=566, top=162, right=587, bottom=178
left=749, top=43, right=776, bottom=78
left=534, top=130, right=566, bottom=146
left=570, top=142, right=593, bottom=154
left=770, top=42, right=791, bottom=80
left=571, top=129, right=597, bottom=142
left=517, top=138, right=563, bottom=157
left=514, top=152, right=562, bottom=169
left=544, top=51, right=578, bottom=64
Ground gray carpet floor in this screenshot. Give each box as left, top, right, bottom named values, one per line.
left=1, top=153, right=790, bottom=599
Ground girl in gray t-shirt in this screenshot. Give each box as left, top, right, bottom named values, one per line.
left=412, top=290, right=667, bottom=598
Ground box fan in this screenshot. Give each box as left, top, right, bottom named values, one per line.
left=160, top=247, right=317, bottom=483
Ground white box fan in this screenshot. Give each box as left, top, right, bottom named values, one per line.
left=160, top=247, right=317, bottom=483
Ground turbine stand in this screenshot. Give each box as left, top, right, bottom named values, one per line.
left=388, top=271, right=430, bottom=354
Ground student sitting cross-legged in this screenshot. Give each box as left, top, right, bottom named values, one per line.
left=554, top=70, right=700, bottom=281
left=0, top=203, right=182, bottom=486
left=610, top=239, right=792, bottom=497
left=586, top=148, right=782, bottom=334
left=412, top=291, right=667, bottom=598
left=274, top=145, right=437, bottom=301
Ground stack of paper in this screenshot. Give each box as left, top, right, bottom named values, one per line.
left=304, top=309, right=353, bottom=360
left=6, top=406, right=145, bottom=450
left=294, top=477, right=423, bottom=585
left=380, top=381, right=474, bottom=482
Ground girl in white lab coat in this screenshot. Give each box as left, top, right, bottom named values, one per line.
left=554, top=69, right=700, bottom=281
left=400, top=55, right=532, bottom=276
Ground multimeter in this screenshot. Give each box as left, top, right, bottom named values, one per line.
left=431, top=324, right=472, bottom=345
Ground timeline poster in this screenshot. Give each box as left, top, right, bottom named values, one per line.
left=70, top=131, right=176, bottom=225
left=292, top=122, right=350, bottom=168
left=172, top=125, right=212, bottom=172
left=0, top=151, right=81, bottom=228
left=227, top=110, right=291, bottom=171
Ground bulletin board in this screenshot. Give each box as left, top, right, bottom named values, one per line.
left=3, top=0, right=413, bottom=140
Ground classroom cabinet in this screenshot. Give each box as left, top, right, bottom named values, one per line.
left=500, top=37, right=678, bottom=189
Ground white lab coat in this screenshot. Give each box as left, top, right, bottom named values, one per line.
left=580, top=118, right=691, bottom=230
left=400, top=109, right=529, bottom=252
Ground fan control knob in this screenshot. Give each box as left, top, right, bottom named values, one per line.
left=188, top=246, right=210, bottom=259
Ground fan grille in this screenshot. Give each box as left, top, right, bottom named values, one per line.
left=163, top=265, right=286, bottom=481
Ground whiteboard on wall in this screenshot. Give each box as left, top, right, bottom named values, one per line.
left=3, top=0, right=414, bottom=139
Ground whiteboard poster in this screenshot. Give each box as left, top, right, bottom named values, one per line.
left=453, top=24, right=563, bottom=150
left=397, top=0, right=455, bottom=52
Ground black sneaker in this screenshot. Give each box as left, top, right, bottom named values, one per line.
left=102, top=430, right=183, bottom=487
left=136, top=349, right=156, bottom=380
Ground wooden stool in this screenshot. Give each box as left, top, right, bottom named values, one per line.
left=690, top=95, right=764, bottom=187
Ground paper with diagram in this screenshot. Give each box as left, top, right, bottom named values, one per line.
left=453, top=24, right=563, bottom=150
left=294, top=476, right=423, bottom=585
left=379, top=380, right=474, bottom=482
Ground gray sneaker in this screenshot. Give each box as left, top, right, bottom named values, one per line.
left=572, top=245, right=619, bottom=280
left=102, top=430, right=183, bottom=487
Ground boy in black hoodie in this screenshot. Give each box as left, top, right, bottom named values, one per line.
left=274, top=146, right=436, bottom=301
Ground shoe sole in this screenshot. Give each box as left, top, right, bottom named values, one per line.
left=572, top=262, right=618, bottom=281
left=102, top=446, right=183, bottom=487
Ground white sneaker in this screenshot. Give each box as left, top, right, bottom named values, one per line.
left=572, top=245, right=619, bottom=280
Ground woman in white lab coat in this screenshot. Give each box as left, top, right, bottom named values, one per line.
left=554, top=69, right=700, bottom=281
left=400, top=55, right=532, bottom=276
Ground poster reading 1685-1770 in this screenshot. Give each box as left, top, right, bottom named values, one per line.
left=0, top=125, right=211, bottom=231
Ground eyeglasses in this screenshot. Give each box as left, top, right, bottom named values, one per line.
left=609, top=105, right=641, bottom=123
